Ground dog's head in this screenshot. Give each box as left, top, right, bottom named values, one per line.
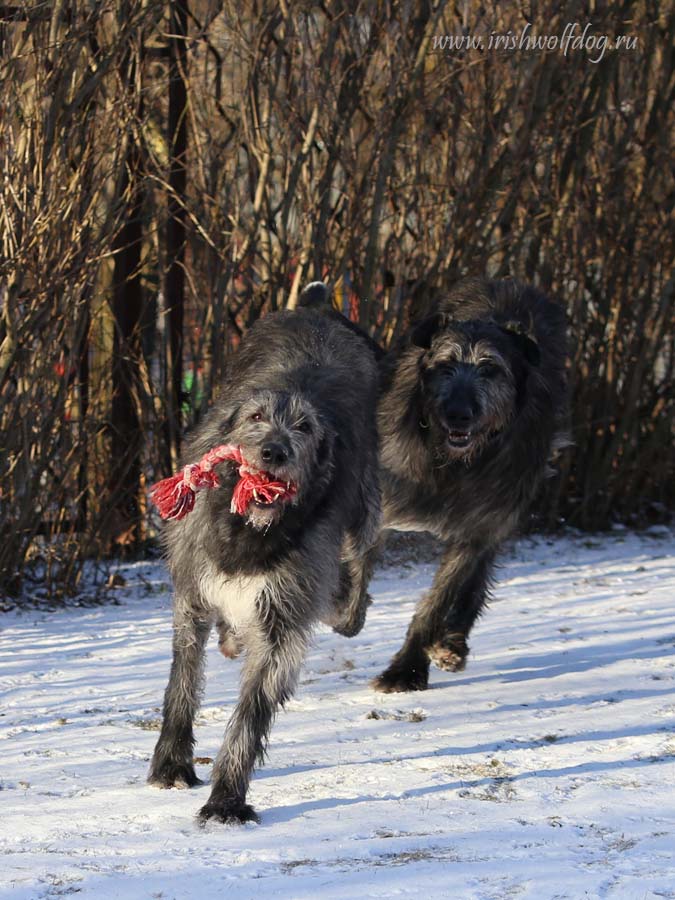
left=221, top=389, right=331, bottom=529
left=409, top=312, right=540, bottom=462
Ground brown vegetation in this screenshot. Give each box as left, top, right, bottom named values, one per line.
left=1, top=1, right=673, bottom=598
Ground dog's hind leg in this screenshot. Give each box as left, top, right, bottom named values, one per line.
left=329, top=469, right=382, bottom=638
left=149, top=606, right=211, bottom=788
left=330, top=538, right=380, bottom=638
left=373, top=547, right=494, bottom=693
left=198, top=608, right=309, bottom=825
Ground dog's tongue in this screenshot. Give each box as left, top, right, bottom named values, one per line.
left=230, top=467, right=297, bottom=516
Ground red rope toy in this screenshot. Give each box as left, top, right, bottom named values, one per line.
left=149, top=444, right=297, bottom=521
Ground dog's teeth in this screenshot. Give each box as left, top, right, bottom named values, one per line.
left=253, top=489, right=259, bottom=500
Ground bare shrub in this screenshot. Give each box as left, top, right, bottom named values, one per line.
left=1, top=1, right=673, bottom=599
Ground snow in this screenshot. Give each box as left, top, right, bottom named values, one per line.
left=1, top=532, right=675, bottom=900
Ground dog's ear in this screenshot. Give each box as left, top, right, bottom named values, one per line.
left=499, top=320, right=541, bottom=366
left=299, top=281, right=331, bottom=309
left=409, top=312, right=445, bottom=350
left=315, top=424, right=337, bottom=473
left=217, top=400, right=241, bottom=433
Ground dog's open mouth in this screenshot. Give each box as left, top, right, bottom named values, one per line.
left=251, top=481, right=295, bottom=509
left=446, top=428, right=475, bottom=449
left=230, top=465, right=297, bottom=516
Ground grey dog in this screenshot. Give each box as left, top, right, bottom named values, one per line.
left=307, top=277, right=568, bottom=693
left=148, top=294, right=380, bottom=823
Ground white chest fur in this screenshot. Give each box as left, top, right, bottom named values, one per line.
left=198, top=566, right=266, bottom=629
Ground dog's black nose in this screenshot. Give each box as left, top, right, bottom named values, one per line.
left=261, top=442, right=288, bottom=466
left=443, top=400, right=477, bottom=427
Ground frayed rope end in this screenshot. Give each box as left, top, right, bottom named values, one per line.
left=150, top=444, right=296, bottom=521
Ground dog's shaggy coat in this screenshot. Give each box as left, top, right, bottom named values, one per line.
left=310, top=277, right=568, bottom=693
left=148, top=299, right=380, bottom=823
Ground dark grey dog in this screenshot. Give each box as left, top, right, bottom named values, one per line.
left=308, top=277, right=568, bottom=693
left=148, top=299, right=380, bottom=824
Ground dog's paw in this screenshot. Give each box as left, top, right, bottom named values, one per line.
left=427, top=633, right=468, bottom=672
left=197, top=799, right=259, bottom=826
left=332, top=595, right=372, bottom=638
left=371, top=664, right=429, bottom=693
left=218, top=631, right=243, bottom=659
left=148, top=761, right=203, bottom=789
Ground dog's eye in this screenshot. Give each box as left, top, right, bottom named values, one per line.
left=296, top=420, right=312, bottom=434
left=250, top=412, right=263, bottom=422
left=478, top=363, right=499, bottom=378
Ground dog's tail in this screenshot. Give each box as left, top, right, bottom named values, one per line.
left=298, top=281, right=386, bottom=360
left=299, top=281, right=332, bottom=310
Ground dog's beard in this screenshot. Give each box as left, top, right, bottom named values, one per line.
left=229, top=455, right=304, bottom=531
left=423, top=394, right=513, bottom=467
left=430, top=420, right=498, bottom=466
left=434, top=435, right=484, bottom=466
left=244, top=492, right=298, bottom=530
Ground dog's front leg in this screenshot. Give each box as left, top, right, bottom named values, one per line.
left=373, top=546, right=495, bottom=692
left=425, top=548, right=496, bottom=674
left=149, top=607, right=211, bottom=788
left=198, top=621, right=308, bottom=825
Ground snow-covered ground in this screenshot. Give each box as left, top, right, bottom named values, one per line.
left=1, top=531, right=674, bottom=900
